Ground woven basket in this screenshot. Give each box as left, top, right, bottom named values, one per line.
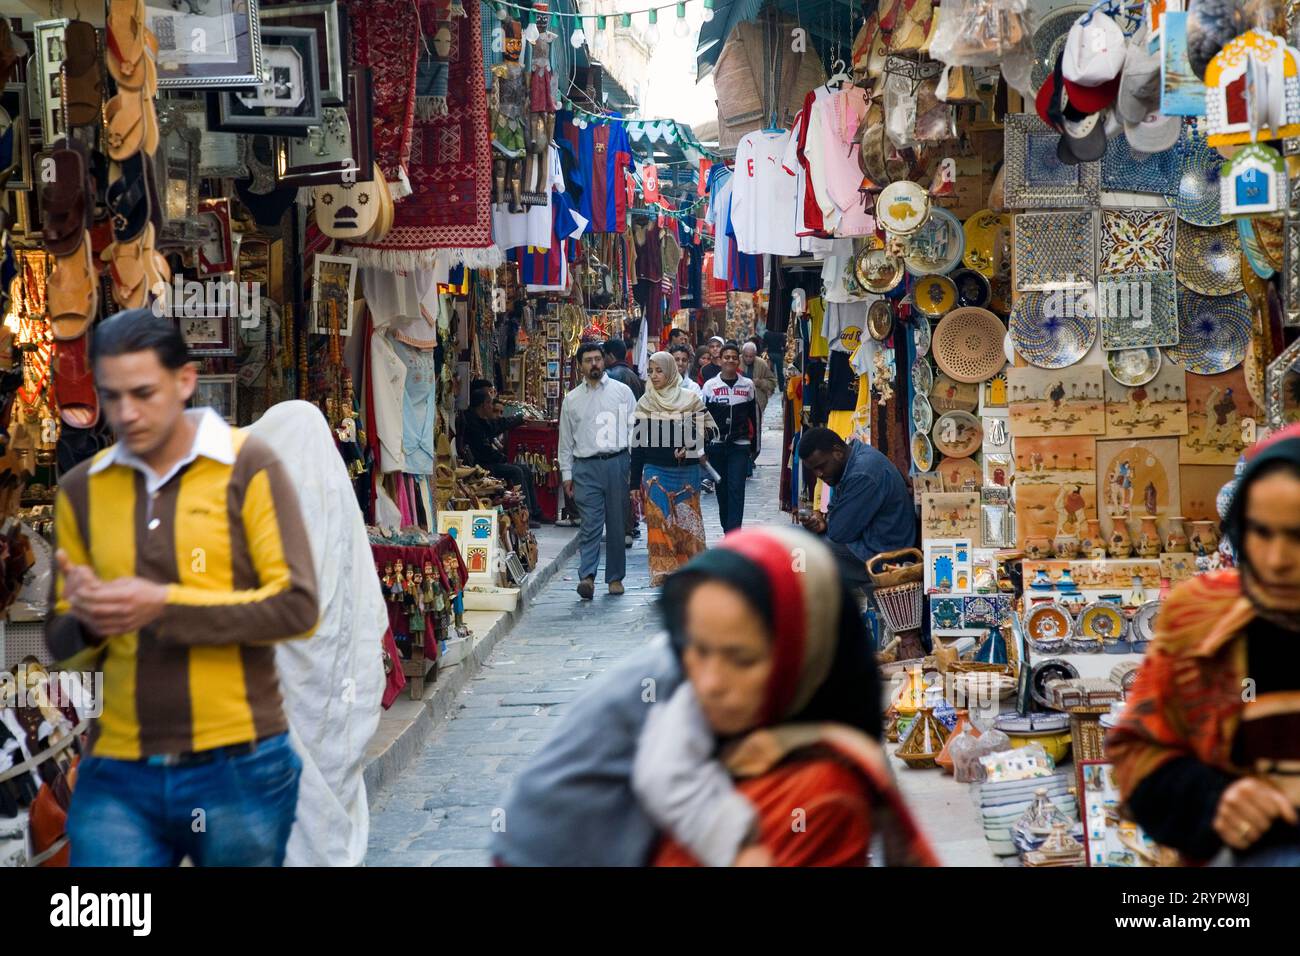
left=867, top=547, right=924, bottom=588
left=875, top=580, right=924, bottom=633
left=1068, top=705, right=1111, bottom=763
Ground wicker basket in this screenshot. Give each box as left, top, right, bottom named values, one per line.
left=867, top=547, right=925, bottom=588
left=1068, top=705, right=1112, bottom=763
left=875, top=581, right=924, bottom=633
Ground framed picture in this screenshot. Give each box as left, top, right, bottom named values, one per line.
left=259, top=1, right=347, bottom=106
left=546, top=320, right=560, bottom=339
left=164, top=97, right=247, bottom=178
left=207, top=27, right=322, bottom=135
left=276, top=69, right=375, bottom=187
left=507, top=357, right=523, bottom=385
left=544, top=380, right=560, bottom=398
left=145, top=0, right=265, bottom=89
left=312, top=254, right=357, bottom=336
left=1076, top=760, right=1165, bottom=866
left=177, top=304, right=237, bottom=357
left=192, top=374, right=238, bottom=424
left=197, top=198, right=234, bottom=275
left=155, top=102, right=202, bottom=232
left=32, top=19, right=68, bottom=144
left=546, top=341, right=561, bottom=361
left=2, top=83, right=33, bottom=190
left=546, top=360, right=560, bottom=379
left=1003, top=113, right=1100, bottom=209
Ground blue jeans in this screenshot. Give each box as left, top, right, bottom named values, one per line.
left=708, top=443, right=751, bottom=533
left=68, top=733, right=301, bottom=866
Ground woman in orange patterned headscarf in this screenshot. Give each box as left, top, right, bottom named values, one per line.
left=1107, top=424, right=1300, bottom=865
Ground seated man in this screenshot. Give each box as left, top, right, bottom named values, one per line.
left=796, top=427, right=916, bottom=594
left=462, top=386, right=542, bottom=524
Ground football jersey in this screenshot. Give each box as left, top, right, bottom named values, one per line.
left=731, top=130, right=801, bottom=256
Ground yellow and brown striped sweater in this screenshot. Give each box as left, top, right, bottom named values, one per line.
left=45, top=425, right=319, bottom=759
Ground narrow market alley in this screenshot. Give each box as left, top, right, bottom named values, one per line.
left=365, top=401, right=995, bottom=866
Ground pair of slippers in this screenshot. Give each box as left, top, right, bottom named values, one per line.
left=105, top=0, right=160, bottom=161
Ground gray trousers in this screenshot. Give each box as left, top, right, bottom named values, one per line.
left=573, top=451, right=629, bottom=583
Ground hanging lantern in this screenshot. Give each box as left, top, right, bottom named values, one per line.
left=674, top=2, right=689, bottom=38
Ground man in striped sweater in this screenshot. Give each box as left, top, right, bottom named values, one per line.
left=47, top=309, right=319, bottom=866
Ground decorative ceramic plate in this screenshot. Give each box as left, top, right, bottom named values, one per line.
left=1130, top=600, right=1161, bottom=644
left=1077, top=603, right=1128, bottom=642
left=952, top=267, right=992, bottom=308
left=1031, top=5, right=1091, bottom=90
left=1107, top=347, right=1163, bottom=386
left=912, top=392, right=934, bottom=432
left=855, top=246, right=906, bottom=293
left=1098, top=271, right=1179, bottom=350
left=913, top=274, right=957, bottom=317
left=1013, top=210, right=1097, bottom=290
left=1238, top=217, right=1276, bottom=279
left=1101, top=130, right=1180, bottom=196
left=1099, top=208, right=1176, bottom=275
left=911, top=355, right=934, bottom=394
left=914, top=315, right=932, bottom=355
left=1165, top=286, right=1252, bottom=374
left=877, top=180, right=931, bottom=236
left=933, top=307, right=1007, bottom=383
left=1004, top=113, right=1101, bottom=208
left=1008, top=290, right=1098, bottom=368
left=1175, top=162, right=1226, bottom=226
left=932, top=410, right=983, bottom=458
left=1024, top=603, right=1075, bottom=643
left=867, top=299, right=894, bottom=341
left=1175, top=221, right=1243, bottom=296
left=911, top=430, right=935, bottom=472
left=904, top=207, right=964, bottom=276
left=963, top=209, right=1010, bottom=277
left=930, top=373, right=980, bottom=413
left=938, top=455, right=982, bottom=491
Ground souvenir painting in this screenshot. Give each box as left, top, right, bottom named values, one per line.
left=1203, top=32, right=1300, bottom=147
left=1104, top=361, right=1189, bottom=438
left=1099, top=209, right=1176, bottom=275
left=925, top=541, right=957, bottom=592
left=984, top=453, right=1014, bottom=487
left=1008, top=290, right=1097, bottom=368
left=938, top=455, right=982, bottom=492
left=1106, top=347, right=1164, bottom=388
left=930, top=596, right=965, bottom=629
left=1165, top=286, right=1252, bottom=374
left=1013, top=436, right=1097, bottom=551
left=1160, top=10, right=1208, bottom=117
left=983, top=372, right=1009, bottom=408
left=1097, top=438, right=1182, bottom=542
left=1007, top=365, right=1107, bottom=438
left=1180, top=464, right=1238, bottom=521
left=922, top=492, right=981, bottom=540
left=1220, top=143, right=1287, bottom=217
left=1161, top=552, right=1197, bottom=585
left=930, top=373, right=980, bottom=413
left=1013, top=211, right=1097, bottom=290
left=1179, top=366, right=1260, bottom=465
left=1098, top=272, right=1178, bottom=351
left=1004, top=113, right=1100, bottom=208
left=1174, top=222, right=1243, bottom=296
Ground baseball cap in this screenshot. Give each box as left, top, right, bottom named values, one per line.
left=1061, top=12, right=1125, bottom=111
left=1124, top=109, right=1181, bottom=154
left=1116, top=24, right=1163, bottom=125
left=1044, top=51, right=1107, bottom=165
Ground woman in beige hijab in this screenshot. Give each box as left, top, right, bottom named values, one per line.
left=631, top=351, right=711, bottom=585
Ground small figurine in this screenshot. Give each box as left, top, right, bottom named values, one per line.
left=380, top=562, right=394, bottom=600
left=391, top=560, right=407, bottom=599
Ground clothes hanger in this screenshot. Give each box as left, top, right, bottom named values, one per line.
left=826, top=57, right=852, bottom=91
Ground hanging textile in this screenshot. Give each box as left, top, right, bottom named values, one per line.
left=343, top=0, right=420, bottom=198
left=349, top=1, right=495, bottom=270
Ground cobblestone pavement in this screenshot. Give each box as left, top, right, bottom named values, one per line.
left=365, top=400, right=788, bottom=866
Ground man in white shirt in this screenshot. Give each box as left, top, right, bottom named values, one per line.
left=669, top=345, right=703, bottom=395
left=559, top=342, right=637, bottom=599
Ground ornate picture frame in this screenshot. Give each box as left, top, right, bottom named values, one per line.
left=276, top=69, right=375, bottom=187
left=1, top=83, right=34, bottom=191
left=259, top=0, right=347, bottom=106
left=165, top=97, right=248, bottom=179
left=1003, top=113, right=1100, bottom=209
left=208, top=27, right=322, bottom=135
left=1266, top=335, right=1300, bottom=429
left=144, top=0, right=264, bottom=90
left=32, top=18, right=68, bottom=145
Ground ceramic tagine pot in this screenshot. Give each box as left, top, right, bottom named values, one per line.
left=1136, top=516, right=1161, bottom=559
left=1107, top=514, right=1133, bottom=558
left=1025, top=535, right=1052, bottom=561
left=1164, top=516, right=1188, bottom=553
left=1081, top=518, right=1105, bottom=559
left=1190, top=520, right=1220, bottom=553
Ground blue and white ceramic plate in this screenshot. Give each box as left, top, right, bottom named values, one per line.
left=1165, top=285, right=1252, bottom=374
left=914, top=316, right=932, bottom=356
left=1175, top=221, right=1243, bottom=296
left=1008, top=289, right=1098, bottom=368
left=904, top=207, right=965, bottom=276
left=912, top=355, right=934, bottom=394
left=912, top=392, right=934, bottom=432
left=1031, top=5, right=1090, bottom=90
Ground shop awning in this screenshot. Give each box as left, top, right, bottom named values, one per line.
left=695, top=0, right=862, bottom=77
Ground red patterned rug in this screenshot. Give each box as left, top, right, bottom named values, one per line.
left=347, top=1, right=494, bottom=270
left=343, top=0, right=419, bottom=199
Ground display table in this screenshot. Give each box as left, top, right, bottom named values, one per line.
left=371, top=537, right=468, bottom=699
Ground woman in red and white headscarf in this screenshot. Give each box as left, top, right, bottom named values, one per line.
left=634, top=526, right=937, bottom=866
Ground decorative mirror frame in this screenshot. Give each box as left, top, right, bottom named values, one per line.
left=166, top=97, right=248, bottom=179
left=1266, top=335, right=1300, bottom=429
left=155, top=101, right=202, bottom=235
